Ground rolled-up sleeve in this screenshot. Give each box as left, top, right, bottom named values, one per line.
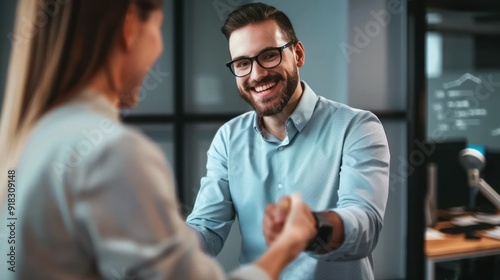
left=314, top=111, right=390, bottom=261
left=186, top=126, right=236, bottom=256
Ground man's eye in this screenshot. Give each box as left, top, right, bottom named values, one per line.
left=235, top=60, right=250, bottom=68
left=262, top=52, right=279, bottom=61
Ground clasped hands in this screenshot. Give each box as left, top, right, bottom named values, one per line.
left=262, top=194, right=318, bottom=256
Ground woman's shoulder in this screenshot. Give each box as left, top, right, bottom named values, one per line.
left=21, top=103, right=164, bottom=175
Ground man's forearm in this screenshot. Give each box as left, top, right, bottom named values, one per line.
left=314, top=211, right=344, bottom=254
left=326, top=211, right=344, bottom=248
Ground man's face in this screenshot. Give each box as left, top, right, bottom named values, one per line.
left=228, top=20, right=301, bottom=117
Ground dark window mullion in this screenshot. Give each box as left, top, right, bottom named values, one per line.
left=173, top=0, right=185, bottom=203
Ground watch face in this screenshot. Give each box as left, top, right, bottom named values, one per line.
left=316, top=223, right=333, bottom=248
left=305, top=212, right=334, bottom=252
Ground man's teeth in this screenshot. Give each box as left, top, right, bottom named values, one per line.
left=254, top=82, right=276, bottom=93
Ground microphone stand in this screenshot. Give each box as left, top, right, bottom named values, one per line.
left=460, top=148, right=500, bottom=212
left=474, top=178, right=500, bottom=211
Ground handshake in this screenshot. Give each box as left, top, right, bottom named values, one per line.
left=255, top=193, right=338, bottom=278
left=263, top=194, right=336, bottom=256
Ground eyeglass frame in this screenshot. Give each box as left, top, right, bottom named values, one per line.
left=225, top=40, right=297, bottom=77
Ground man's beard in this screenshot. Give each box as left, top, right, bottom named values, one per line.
left=238, top=67, right=299, bottom=117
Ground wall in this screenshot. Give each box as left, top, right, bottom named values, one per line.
left=0, top=0, right=16, bottom=103
left=346, top=0, right=407, bottom=278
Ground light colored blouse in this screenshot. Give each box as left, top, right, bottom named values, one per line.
left=3, top=89, right=269, bottom=280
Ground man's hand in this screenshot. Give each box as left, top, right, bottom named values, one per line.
left=263, top=194, right=316, bottom=248
left=256, top=194, right=317, bottom=279
left=263, top=196, right=291, bottom=245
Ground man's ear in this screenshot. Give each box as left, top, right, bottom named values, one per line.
left=121, top=5, right=140, bottom=52
left=294, top=41, right=305, bottom=68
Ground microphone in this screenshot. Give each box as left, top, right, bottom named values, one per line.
left=459, top=147, right=485, bottom=188
left=460, top=146, right=500, bottom=211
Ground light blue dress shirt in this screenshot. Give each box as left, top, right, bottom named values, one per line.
left=187, top=81, right=390, bottom=280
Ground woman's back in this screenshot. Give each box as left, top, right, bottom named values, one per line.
left=13, top=89, right=189, bottom=279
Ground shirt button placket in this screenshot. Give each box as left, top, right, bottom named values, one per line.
left=277, top=146, right=284, bottom=191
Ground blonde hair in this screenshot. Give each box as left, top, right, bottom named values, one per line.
left=0, top=0, right=163, bottom=203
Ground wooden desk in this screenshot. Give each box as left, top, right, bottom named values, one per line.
left=425, top=223, right=500, bottom=280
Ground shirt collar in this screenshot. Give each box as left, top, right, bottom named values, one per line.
left=288, top=81, right=318, bottom=132
left=253, top=81, right=318, bottom=133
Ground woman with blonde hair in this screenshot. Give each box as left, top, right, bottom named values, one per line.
left=0, top=0, right=316, bottom=279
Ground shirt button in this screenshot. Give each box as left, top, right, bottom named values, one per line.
left=278, top=184, right=283, bottom=189
left=278, top=147, right=284, bottom=151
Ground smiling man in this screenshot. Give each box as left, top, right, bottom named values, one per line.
left=186, top=2, right=391, bottom=279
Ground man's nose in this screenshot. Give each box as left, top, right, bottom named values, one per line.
left=249, top=60, right=268, bottom=81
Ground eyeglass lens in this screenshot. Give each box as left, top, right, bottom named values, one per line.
left=231, top=49, right=282, bottom=77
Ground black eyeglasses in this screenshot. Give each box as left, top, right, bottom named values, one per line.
left=226, top=41, right=296, bottom=77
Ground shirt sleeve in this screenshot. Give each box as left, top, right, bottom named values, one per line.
left=186, top=126, right=236, bottom=256
left=313, top=111, right=390, bottom=262
left=70, top=129, right=266, bottom=280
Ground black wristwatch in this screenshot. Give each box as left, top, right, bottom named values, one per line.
left=305, top=211, right=334, bottom=252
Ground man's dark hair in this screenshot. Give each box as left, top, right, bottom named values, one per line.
left=221, top=2, right=298, bottom=42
